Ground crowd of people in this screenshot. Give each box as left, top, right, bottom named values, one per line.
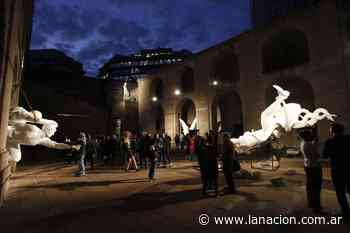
left=61, top=129, right=240, bottom=196
left=63, top=131, right=173, bottom=179
left=60, top=122, right=350, bottom=217
left=182, top=129, right=240, bottom=197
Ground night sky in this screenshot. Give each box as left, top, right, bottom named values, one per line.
left=31, top=0, right=252, bottom=76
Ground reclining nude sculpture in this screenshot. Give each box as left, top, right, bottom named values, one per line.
left=6, top=107, right=80, bottom=162
left=179, top=118, right=198, bottom=136
left=230, top=85, right=336, bottom=153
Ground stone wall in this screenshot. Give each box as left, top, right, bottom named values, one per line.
left=139, top=0, right=350, bottom=147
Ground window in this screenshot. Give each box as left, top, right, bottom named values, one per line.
left=180, top=67, right=195, bottom=93
left=262, top=29, right=310, bottom=73
left=211, top=52, right=240, bottom=84
left=151, top=78, right=163, bottom=99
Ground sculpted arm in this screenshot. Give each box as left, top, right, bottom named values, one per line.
left=39, top=138, right=73, bottom=150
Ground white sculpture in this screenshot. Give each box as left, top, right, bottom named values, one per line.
left=179, top=118, right=197, bottom=135
left=230, top=85, right=336, bottom=153
left=123, top=81, right=130, bottom=101
left=6, top=107, right=79, bottom=162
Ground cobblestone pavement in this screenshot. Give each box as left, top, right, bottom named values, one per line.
left=0, top=158, right=349, bottom=233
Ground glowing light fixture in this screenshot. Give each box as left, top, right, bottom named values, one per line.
left=212, top=80, right=218, bottom=86
left=174, top=89, right=181, bottom=96
left=152, top=96, right=158, bottom=102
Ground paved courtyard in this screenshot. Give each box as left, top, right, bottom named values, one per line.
left=0, top=158, right=349, bottom=233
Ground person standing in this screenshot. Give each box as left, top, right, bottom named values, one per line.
left=145, top=134, right=156, bottom=181
left=109, top=135, right=118, bottom=166
left=103, top=136, right=111, bottom=166
left=124, top=131, right=139, bottom=172
left=323, top=123, right=350, bottom=217
left=154, top=133, right=164, bottom=167
left=221, top=134, right=237, bottom=195
left=86, top=134, right=97, bottom=170
left=187, top=133, right=196, bottom=161
left=138, top=132, right=148, bottom=169
left=75, top=132, right=87, bottom=176
left=202, top=132, right=219, bottom=197
left=180, top=133, right=185, bottom=151
left=299, top=129, right=324, bottom=214
left=175, top=134, right=180, bottom=151
left=217, top=131, right=224, bottom=156
left=194, top=130, right=205, bottom=183
left=163, top=133, right=172, bottom=167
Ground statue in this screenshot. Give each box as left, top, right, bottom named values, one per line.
left=230, top=85, right=336, bottom=153
left=123, top=81, right=130, bottom=101
left=6, top=107, right=80, bottom=162
left=179, top=118, right=198, bottom=136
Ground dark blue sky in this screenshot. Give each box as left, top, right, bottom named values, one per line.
left=31, top=0, right=252, bottom=76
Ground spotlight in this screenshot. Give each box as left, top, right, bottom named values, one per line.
left=174, top=89, right=181, bottom=96
left=212, top=80, right=218, bottom=86
left=152, top=96, right=158, bottom=102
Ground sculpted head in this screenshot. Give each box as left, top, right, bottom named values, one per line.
left=42, top=121, right=58, bottom=137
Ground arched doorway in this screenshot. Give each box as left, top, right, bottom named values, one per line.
left=212, top=91, right=243, bottom=137
left=176, top=98, right=196, bottom=134
left=265, top=78, right=315, bottom=147
left=153, top=104, right=164, bottom=133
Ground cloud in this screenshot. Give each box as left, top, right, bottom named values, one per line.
left=98, top=17, right=150, bottom=43
left=76, top=39, right=133, bottom=75
left=31, top=31, right=48, bottom=49
left=31, top=0, right=251, bottom=76
left=32, top=0, right=104, bottom=42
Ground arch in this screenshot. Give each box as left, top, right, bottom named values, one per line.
left=211, top=91, right=243, bottom=137
left=211, top=51, right=240, bottom=85
left=150, top=78, right=163, bottom=99
left=262, top=29, right=310, bottom=73
left=180, top=66, right=195, bottom=93
left=265, top=78, right=316, bottom=147
left=176, top=98, right=196, bottom=134
left=152, top=104, right=164, bottom=133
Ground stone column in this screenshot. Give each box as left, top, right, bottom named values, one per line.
left=105, top=79, right=125, bottom=135
left=0, top=0, right=14, bottom=207
left=0, top=51, right=15, bottom=206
